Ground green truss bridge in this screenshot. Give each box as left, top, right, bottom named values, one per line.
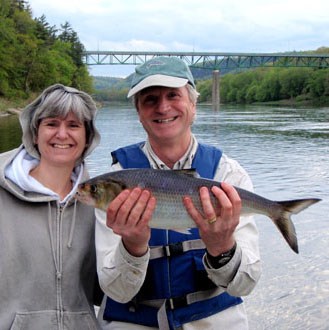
left=82, top=51, right=329, bottom=70
left=82, top=51, right=329, bottom=108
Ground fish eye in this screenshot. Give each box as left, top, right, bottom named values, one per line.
left=90, top=184, right=98, bottom=193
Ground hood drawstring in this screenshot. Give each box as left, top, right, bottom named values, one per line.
left=67, top=199, right=77, bottom=248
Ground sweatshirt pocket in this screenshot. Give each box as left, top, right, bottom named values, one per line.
left=63, top=311, right=98, bottom=329
left=10, top=310, right=98, bottom=330
left=10, top=311, right=58, bottom=330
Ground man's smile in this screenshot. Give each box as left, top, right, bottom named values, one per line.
left=153, top=116, right=178, bottom=123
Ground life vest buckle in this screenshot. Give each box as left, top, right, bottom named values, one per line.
left=166, top=296, right=188, bottom=310
left=163, top=242, right=184, bottom=257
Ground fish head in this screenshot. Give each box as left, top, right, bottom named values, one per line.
left=75, top=177, right=126, bottom=211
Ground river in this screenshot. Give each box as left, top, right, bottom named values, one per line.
left=1, top=104, right=328, bottom=329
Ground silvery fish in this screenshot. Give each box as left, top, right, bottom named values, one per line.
left=75, top=169, right=321, bottom=254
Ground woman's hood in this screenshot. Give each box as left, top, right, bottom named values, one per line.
left=0, top=147, right=91, bottom=203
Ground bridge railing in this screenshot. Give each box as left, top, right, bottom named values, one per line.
left=82, top=51, right=329, bottom=69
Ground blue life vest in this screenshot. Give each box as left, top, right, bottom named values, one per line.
left=104, top=142, right=243, bottom=329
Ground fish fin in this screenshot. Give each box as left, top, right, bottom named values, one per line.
left=273, top=198, right=321, bottom=254
left=278, top=198, right=321, bottom=214
left=173, top=169, right=200, bottom=178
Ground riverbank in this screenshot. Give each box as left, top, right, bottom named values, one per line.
left=0, top=97, right=27, bottom=116
left=0, top=96, right=104, bottom=117
left=2, top=108, right=22, bottom=116
left=1, top=95, right=326, bottom=117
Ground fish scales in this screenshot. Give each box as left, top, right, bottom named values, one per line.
left=103, top=169, right=284, bottom=219
left=75, top=168, right=321, bottom=253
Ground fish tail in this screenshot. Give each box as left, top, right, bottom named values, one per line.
left=273, top=198, right=321, bottom=254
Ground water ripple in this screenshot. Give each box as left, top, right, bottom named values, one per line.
left=85, top=104, right=329, bottom=329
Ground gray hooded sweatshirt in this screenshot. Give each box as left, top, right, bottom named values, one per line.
left=0, top=99, right=101, bottom=329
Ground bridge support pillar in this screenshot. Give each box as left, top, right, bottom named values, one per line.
left=212, top=70, right=220, bottom=110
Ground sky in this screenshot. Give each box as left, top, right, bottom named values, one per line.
left=28, top=0, right=329, bottom=78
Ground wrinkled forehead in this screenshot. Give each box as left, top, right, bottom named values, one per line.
left=139, top=85, right=187, bottom=95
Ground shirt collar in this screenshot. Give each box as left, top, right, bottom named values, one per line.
left=142, top=135, right=198, bottom=170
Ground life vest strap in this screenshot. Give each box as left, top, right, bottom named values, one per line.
left=139, top=286, right=225, bottom=310
left=140, top=287, right=231, bottom=330
left=150, top=239, right=206, bottom=259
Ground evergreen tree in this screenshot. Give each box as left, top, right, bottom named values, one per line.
left=0, top=0, right=93, bottom=98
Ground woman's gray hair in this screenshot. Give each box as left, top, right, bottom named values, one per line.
left=20, top=84, right=100, bottom=163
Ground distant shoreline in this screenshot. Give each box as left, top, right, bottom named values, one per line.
left=0, top=108, right=22, bottom=117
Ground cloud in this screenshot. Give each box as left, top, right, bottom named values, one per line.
left=29, top=0, right=329, bottom=76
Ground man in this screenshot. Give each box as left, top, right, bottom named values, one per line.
left=96, top=57, right=261, bottom=330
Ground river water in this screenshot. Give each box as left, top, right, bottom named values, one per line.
left=1, top=104, right=328, bottom=329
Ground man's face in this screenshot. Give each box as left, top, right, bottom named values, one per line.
left=136, top=86, right=196, bottom=145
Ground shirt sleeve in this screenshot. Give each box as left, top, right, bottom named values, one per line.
left=95, top=165, right=150, bottom=303
left=204, top=154, right=261, bottom=297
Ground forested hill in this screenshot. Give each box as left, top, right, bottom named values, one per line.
left=0, top=0, right=93, bottom=99
left=2, top=0, right=329, bottom=106
left=93, top=47, right=329, bottom=106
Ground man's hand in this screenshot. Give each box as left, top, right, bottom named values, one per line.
left=183, top=182, right=241, bottom=257
left=106, top=187, right=156, bottom=257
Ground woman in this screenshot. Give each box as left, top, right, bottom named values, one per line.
left=0, top=84, right=101, bottom=329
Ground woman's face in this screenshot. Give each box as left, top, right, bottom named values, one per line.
left=35, top=112, right=86, bottom=167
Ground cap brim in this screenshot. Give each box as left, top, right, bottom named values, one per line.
left=127, top=74, right=188, bottom=98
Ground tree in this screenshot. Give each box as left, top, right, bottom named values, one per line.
left=34, top=14, right=57, bottom=46
left=0, top=12, right=16, bottom=96
left=0, top=0, right=94, bottom=98
left=308, top=69, right=329, bottom=100
left=279, top=68, right=311, bottom=99
left=58, top=21, right=73, bottom=42
left=196, top=79, right=212, bottom=102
